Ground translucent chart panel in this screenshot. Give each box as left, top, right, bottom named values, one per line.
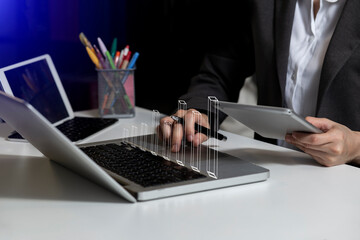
left=190, top=110, right=202, bottom=172
left=122, top=127, right=130, bottom=141
left=161, top=120, right=172, bottom=160
left=207, top=96, right=219, bottom=179
left=140, top=122, right=148, bottom=150
left=151, top=110, right=160, bottom=154
left=176, top=100, right=187, bottom=166
left=131, top=125, right=138, bottom=146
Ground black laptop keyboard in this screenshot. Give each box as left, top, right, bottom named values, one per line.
left=56, top=117, right=117, bottom=141
left=8, top=117, right=117, bottom=142
left=80, top=142, right=206, bottom=188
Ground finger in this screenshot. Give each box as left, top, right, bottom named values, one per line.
left=156, top=125, right=163, bottom=141
left=305, top=116, right=334, bottom=132
left=184, top=110, right=197, bottom=142
left=195, top=112, right=210, bottom=128
left=174, top=109, right=187, bottom=118
left=185, top=110, right=210, bottom=141
left=296, top=143, right=327, bottom=165
left=293, top=137, right=342, bottom=156
left=193, top=132, right=208, bottom=147
left=295, top=143, right=325, bottom=157
left=286, top=133, right=326, bottom=150
left=297, top=144, right=343, bottom=167
left=160, top=117, right=174, bottom=140
left=171, top=122, right=184, bottom=152
left=312, top=155, right=330, bottom=167
left=192, top=111, right=209, bottom=146
left=293, top=140, right=344, bottom=165
left=291, top=131, right=332, bottom=147
left=295, top=144, right=330, bottom=165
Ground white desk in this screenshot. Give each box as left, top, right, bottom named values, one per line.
left=0, top=107, right=359, bottom=240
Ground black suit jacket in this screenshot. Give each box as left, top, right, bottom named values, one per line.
left=180, top=0, right=360, bottom=144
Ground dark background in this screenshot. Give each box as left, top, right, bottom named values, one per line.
left=0, top=0, right=238, bottom=115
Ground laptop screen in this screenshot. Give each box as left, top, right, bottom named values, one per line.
left=3, top=59, right=69, bottom=123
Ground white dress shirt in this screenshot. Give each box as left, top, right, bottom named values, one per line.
left=279, top=0, right=345, bottom=148
left=285, top=0, right=346, bottom=118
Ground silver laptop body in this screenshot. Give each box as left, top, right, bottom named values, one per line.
left=0, top=92, right=269, bottom=202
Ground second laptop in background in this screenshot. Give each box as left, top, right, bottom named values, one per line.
left=0, top=54, right=118, bottom=143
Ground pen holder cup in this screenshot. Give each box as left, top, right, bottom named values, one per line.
left=97, top=69, right=135, bottom=118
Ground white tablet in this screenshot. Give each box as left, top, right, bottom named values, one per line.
left=217, top=101, right=322, bottom=140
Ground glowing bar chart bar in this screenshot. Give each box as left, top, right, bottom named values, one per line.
left=206, top=96, right=219, bottom=179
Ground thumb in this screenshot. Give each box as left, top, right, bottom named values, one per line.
left=305, top=116, right=334, bottom=132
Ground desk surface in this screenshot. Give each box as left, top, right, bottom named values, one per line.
left=0, top=107, right=359, bottom=240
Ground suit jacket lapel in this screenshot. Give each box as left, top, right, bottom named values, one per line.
left=316, top=0, right=360, bottom=113
left=275, top=0, right=297, bottom=101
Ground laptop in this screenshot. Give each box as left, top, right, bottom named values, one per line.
left=0, top=54, right=118, bottom=142
left=0, top=92, right=269, bottom=202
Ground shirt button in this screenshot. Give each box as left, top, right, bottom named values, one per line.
left=291, top=71, right=297, bottom=81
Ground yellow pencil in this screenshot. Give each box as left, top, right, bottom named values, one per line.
left=86, top=46, right=101, bottom=69
left=79, top=32, right=92, bottom=48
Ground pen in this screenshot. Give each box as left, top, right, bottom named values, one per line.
left=93, top=44, right=106, bottom=69
left=117, top=49, right=124, bottom=68
left=97, top=37, right=108, bottom=58
left=120, top=50, right=131, bottom=69
left=170, top=115, right=227, bottom=141
left=101, top=92, right=109, bottom=111
left=105, top=51, right=116, bottom=69
left=114, top=51, right=120, bottom=67
left=123, top=45, right=130, bottom=56
left=120, top=52, right=139, bottom=84
left=79, top=32, right=93, bottom=50
left=93, top=44, right=103, bottom=60
left=86, top=46, right=101, bottom=69
left=110, top=38, right=117, bottom=58
left=79, top=32, right=87, bottom=46
left=127, top=52, right=139, bottom=69
left=119, top=45, right=129, bottom=67
left=80, top=32, right=96, bottom=55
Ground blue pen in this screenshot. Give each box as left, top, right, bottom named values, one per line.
left=127, top=52, right=139, bottom=69
left=121, top=52, right=139, bottom=84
